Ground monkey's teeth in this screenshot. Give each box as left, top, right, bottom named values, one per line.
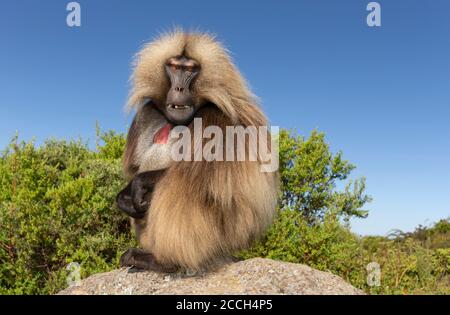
left=173, top=105, right=188, bottom=109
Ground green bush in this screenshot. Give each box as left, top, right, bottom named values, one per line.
left=278, top=129, right=371, bottom=223
left=0, top=132, right=134, bottom=294
left=241, top=211, right=449, bottom=294
left=0, top=128, right=448, bottom=294
left=241, top=129, right=449, bottom=295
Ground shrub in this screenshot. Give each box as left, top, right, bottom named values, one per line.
left=0, top=132, right=134, bottom=294
left=241, top=130, right=449, bottom=295
left=0, top=128, right=448, bottom=294
left=278, top=129, right=371, bottom=223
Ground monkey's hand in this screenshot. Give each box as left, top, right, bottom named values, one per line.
left=116, top=170, right=165, bottom=219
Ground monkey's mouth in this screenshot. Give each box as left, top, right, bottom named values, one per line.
left=153, top=123, right=173, bottom=144
left=165, top=103, right=195, bottom=125
left=167, top=104, right=191, bottom=110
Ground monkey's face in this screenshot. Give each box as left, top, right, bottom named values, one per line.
left=159, top=56, right=201, bottom=125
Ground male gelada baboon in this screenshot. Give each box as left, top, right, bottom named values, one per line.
left=117, top=30, right=279, bottom=272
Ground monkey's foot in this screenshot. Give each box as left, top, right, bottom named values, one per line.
left=120, top=248, right=178, bottom=273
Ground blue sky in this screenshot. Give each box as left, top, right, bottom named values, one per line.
left=1, top=0, right=449, bottom=235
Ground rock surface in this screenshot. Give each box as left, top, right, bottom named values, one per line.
left=58, top=258, right=364, bottom=295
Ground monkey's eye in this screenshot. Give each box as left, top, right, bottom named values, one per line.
left=167, top=60, right=182, bottom=70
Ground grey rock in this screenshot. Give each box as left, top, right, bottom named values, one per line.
left=58, top=258, right=364, bottom=295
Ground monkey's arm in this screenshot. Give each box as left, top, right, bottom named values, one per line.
left=116, top=170, right=165, bottom=219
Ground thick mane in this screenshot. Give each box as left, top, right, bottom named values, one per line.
left=124, top=30, right=279, bottom=271
left=128, top=30, right=266, bottom=127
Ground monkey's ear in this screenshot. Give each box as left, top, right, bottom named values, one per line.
left=130, top=97, right=153, bottom=112
left=139, top=97, right=153, bottom=108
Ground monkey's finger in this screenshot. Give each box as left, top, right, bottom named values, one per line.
left=116, top=188, right=146, bottom=219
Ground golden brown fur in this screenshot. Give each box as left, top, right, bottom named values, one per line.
left=125, top=30, right=279, bottom=271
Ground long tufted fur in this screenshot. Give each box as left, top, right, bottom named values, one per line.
left=124, top=30, right=279, bottom=271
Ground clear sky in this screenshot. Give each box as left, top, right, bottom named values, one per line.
left=1, top=0, right=449, bottom=235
